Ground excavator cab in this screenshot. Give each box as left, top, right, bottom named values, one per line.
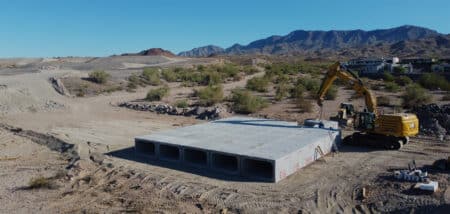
left=355, top=111, right=375, bottom=131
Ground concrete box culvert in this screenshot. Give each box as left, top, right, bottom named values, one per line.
left=212, top=152, right=239, bottom=173
left=135, top=140, right=156, bottom=157
left=183, top=147, right=208, bottom=166
left=243, top=158, right=274, bottom=181
left=135, top=117, right=340, bottom=182
left=159, top=144, right=180, bottom=161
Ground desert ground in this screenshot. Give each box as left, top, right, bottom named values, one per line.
left=0, top=56, right=449, bottom=213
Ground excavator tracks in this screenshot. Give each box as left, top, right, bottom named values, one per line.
left=343, top=132, right=406, bottom=150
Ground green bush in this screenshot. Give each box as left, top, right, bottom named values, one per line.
left=275, top=82, right=289, bottom=101
left=174, top=99, right=189, bottom=108
left=28, top=176, right=53, bottom=189
left=275, top=74, right=290, bottom=84
left=290, top=83, right=306, bottom=99
left=162, top=69, right=178, bottom=82
left=195, top=85, right=224, bottom=106
left=127, top=74, right=140, bottom=90
left=242, top=66, right=260, bottom=75
left=219, top=63, right=239, bottom=78
left=142, top=68, right=161, bottom=85
left=419, top=73, right=450, bottom=91
left=146, top=86, right=169, bottom=101
left=384, top=82, right=400, bottom=92
left=202, top=71, right=222, bottom=86
left=393, top=66, right=406, bottom=75
left=231, top=90, right=267, bottom=114
left=88, top=70, right=110, bottom=84
left=402, top=84, right=431, bottom=108
left=325, top=85, right=338, bottom=100
left=297, top=77, right=320, bottom=92
left=383, top=72, right=395, bottom=82
left=395, top=75, right=413, bottom=86
left=197, top=64, right=205, bottom=71
left=246, top=76, right=270, bottom=92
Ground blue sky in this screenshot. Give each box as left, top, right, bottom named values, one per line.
left=1, top=0, right=449, bottom=57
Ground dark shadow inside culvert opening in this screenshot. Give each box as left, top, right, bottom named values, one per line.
left=108, top=147, right=271, bottom=182
left=184, top=148, right=207, bottom=166
left=212, top=153, right=238, bottom=172
left=243, top=158, right=273, bottom=180
left=159, top=144, right=180, bottom=161
left=135, top=140, right=155, bottom=156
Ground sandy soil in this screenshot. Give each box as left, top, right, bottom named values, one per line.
left=0, top=56, right=449, bottom=213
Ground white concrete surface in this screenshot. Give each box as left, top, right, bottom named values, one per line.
left=135, top=117, right=341, bottom=182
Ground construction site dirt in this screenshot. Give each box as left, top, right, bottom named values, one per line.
left=0, top=57, right=449, bottom=213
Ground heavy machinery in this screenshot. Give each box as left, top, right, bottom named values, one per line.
left=317, top=62, right=419, bottom=149
left=329, top=102, right=355, bottom=127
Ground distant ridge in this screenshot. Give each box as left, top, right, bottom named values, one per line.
left=178, top=25, right=444, bottom=57
left=122, top=48, right=175, bottom=57
left=178, top=45, right=224, bottom=57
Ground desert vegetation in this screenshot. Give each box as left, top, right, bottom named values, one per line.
left=230, top=89, right=268, bottom=114
left=402, top=84, right=431, bottom=108
left=146, top=86, right=170, bottom=101
left=195, top=85, right=224, bottom=106
left=88, top=70, right=110, bottom=84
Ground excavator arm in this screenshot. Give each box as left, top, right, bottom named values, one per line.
left=317, top=62, right=378, bottom=115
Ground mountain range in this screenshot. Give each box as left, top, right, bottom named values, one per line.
left=177, top=25, right=449, bottom=58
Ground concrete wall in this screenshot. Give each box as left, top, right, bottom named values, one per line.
left=136, top=129, right=340, bottom=182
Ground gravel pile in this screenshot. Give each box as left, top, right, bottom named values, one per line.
left=411, top=104, right=450, bottom=136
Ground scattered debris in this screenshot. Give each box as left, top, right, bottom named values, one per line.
left=118, top=102, right=227, bottom=120
left=49, top=77, right=70, bottom=96
left=392, top=160, right=441, bottom=193
left=415, top=181, right=439, bottom=192
left=89, top=152, right=105, bottom=165
left=44, top=100, right=65, bottom=110
left=394, top=169, right=428, bottom=182
left=394, top=160, right=428, bottom=182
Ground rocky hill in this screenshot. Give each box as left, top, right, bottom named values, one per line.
left=178, top=45, right=224, bottom=57
left=336, top=34, right=450, bottom=58
left=179, top=25, right=444, bottom=57
left=123, top=48, right=175, bottom=57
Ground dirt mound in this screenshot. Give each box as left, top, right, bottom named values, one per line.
left=411, top=104, right=450, bottom=136
left=122, top=48, right=176, bottom=57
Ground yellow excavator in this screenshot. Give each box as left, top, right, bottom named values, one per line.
left=317, top=62, right=419, bottom=149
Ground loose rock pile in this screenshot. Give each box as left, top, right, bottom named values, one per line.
left=118, top=102, right=226, bottom=120
left=411, top=104, right=450, bottom=136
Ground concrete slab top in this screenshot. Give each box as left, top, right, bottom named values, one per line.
left=135, top=117, right=339, bottom=161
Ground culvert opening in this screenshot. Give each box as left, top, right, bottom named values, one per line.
left=184, top=148, right=207, bottom=166
left=243, top=158, right=273, bottom=180
left=212, top=153, right=238, bottom=172
left=135, top=140, right=155, bottom=156
left=159, top=144, right=180, bottom=161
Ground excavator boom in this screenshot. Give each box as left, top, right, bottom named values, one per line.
left=316, top=62, right=419, bottom=150
left=317, top=62, right=377, bottom=115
